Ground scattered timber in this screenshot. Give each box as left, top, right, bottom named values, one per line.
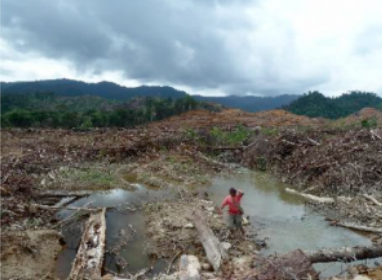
left=27, top=202, right=134, bottom=213
left=68, top=208, right=106, bottom=280
left=192, top=210, right=228, bottom=271
left=330, top=221, right=382, bottom=234
left=28, top=203, right=101, bottom=212
left=285, top=188, right=335, bottom=204
left=53, top=196, right=77, bottom=208
left=363, top=194, right=382, bottom=207
left=306, top=245, right=382, bottom=263
left=251, top=249, right=318, bottom=280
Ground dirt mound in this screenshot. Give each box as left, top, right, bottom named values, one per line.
left=336, top=107, right=382, bottom=127
left=357, top=107, right=382, bottom=118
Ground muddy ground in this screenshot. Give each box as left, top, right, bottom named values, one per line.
left=1, top=230, right=63, bottom=280
left=2, top=108, right=382, bottom=280
left=1, top=133, right=236, bottom=280
left=144, top=195, right=257, bottom=262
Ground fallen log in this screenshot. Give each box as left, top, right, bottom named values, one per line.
left=285, top=188, right=335, bottom=204
left=192, top=210, right=228, bottom=271
left=53, top=196, right=77, bottom=208
left=27, top=202, right=133, bottom=213
left=68, top=208, right=106, bottom=280
left=307, top=137, right=320, bottom=146
left=36, top=190, right=94, bottom=198
left=306, top=245, right=382, bottom=263
left=28, top=203, right=101, bottom=212
left=330, top=221, right=382, bottom=234
left=363, top=194, right=382, bottom=207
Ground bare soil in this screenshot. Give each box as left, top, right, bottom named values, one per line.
left=1, top=230, right=63, bottom=280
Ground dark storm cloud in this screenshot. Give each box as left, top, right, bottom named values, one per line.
left=0, top=0, right=334, bottom=95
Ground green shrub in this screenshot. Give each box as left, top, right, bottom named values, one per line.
left=361, top=117, right=377, bottom=128
left=210, top=125, right=252, bottom=146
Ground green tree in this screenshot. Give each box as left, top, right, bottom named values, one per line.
left=61, top=112, right=80, bottom=128
left=5, top=109, right=34, bottom=127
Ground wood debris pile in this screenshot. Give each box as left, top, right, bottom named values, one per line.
left=243, top=128, right=382, bottom=196
left=243, top=128, right=382, bottom=237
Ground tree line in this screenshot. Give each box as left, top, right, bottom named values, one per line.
left=284, top=91, right=382, bottom=119
left=1, top=92, right=219, bottom=128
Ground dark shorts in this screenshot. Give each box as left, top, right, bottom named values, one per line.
left=227, top=214, right=242, bottom=228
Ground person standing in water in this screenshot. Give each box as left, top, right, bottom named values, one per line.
left=220, top=187, right=245, bottom=235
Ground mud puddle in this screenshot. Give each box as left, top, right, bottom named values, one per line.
left=56, top=170, right=375, bottom=279
left=207, top=169, right=375, bottom=278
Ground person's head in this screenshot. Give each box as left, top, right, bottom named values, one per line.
left=229, top=187, right=237, bottom=197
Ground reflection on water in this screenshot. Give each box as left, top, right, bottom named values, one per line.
left=56, top=170, right=375, bottom=280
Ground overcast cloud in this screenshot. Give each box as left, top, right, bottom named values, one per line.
left=1, top=0, right=382, bottom=96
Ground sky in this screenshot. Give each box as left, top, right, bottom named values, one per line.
left=1, top=0, right=382, bottom=97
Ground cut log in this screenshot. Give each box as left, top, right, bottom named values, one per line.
left=285, top=188, right=335, bottom=204
left=68, top=208, right=106, bottom=280
left=192, top=210, right=228, bottom=271
left=306, top=245, right=382, bottom=263
left=331, top=221, right=382, bottom=234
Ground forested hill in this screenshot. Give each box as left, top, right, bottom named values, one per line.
left=284, top=91, right=382, bottom=119
left=1, top=92, right=220, bottom=128
left=1, top=79, right=299, bottom=112
left=1, top=79, right=188, bottom=100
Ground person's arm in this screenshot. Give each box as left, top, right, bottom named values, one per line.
left=237, top=190, right=244, bottom=200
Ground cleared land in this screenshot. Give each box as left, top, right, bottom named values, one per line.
left=1, top=108, right=382, bottom=280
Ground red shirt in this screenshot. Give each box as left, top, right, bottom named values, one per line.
left=222, top=193, right=243, bottom=215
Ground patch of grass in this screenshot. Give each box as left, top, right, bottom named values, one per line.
left=261, top=127, right=279, bottom=136
left=59, top=167, right=116, bottom=187
left=361, top=117, right=378, bottom=128
left=210, top=125, right=252, bottom=146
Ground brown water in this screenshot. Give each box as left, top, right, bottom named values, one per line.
left=55, top=170, right=376, bottom=279
left=55, top=184, right=174, bottom=279
left=207, top=170, right=375, bottom=278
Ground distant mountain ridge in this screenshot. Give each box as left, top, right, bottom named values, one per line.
left=1, top=79, right=299, bottom=112
left=1, top=79, right=188, bottom=100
